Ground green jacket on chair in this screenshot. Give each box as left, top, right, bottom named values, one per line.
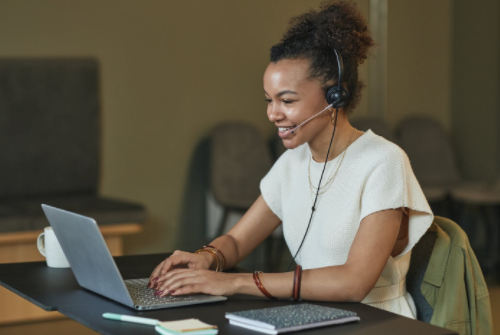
left=423, top=216, right=494, bottom=335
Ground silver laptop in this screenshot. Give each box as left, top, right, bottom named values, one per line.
left=42, top=204, right=227, bottom=310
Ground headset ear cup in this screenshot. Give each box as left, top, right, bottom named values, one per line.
left=326, top=86, right=350, bottom=107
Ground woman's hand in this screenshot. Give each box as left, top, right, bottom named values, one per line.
left=153, top=268, right=241, bottom=297
left=148, top=250, right=213, bottom=289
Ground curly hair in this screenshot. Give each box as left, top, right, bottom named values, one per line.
left=269, top=0, right=374, bottom=113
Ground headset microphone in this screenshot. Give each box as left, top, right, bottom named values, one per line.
left=290, top=100, right=339, bottom=134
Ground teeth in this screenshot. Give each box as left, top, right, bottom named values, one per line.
left=279, top=126, right=296, bottom=132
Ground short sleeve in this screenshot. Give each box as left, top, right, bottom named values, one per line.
left=259, top=152, right=286, bottom=220
left=360, top=147, right=434, bottom=258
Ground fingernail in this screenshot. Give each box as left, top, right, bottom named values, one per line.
left=169, top=290, right=176, bottom=294
left=153, top=277, right=159, bottom=282
left=156, top=291, right=163, bottom=296
left=147, top=282, right=151, bottom=288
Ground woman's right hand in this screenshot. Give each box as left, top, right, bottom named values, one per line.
left=148, top=250, right=213, bottom=289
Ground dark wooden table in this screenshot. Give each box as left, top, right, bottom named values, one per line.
left=0, top=253, right=456, bottom=335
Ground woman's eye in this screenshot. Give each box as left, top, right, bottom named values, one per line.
left=263, top=99, right=294, bottom=104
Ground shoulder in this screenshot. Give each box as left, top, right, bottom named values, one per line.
left=357, top=130, right=408, bottom=170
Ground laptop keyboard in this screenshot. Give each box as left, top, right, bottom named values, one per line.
left=125, top=278, right=195, bottom=306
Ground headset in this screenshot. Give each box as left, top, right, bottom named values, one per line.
left=286, top=46, right=350, bottom=271
left=326, top=48, right=350, bottom=107
left=291, top=47, right=350, bottom=133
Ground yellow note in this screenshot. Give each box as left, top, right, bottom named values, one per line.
left=158, top=319, right=217, bottom=332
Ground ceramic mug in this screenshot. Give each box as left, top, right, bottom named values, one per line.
left=37, top=227, right=70, bottom=268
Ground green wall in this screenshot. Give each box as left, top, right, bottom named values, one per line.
left=452, top=0, right=500, bottom=181
left=0, top=0, right=473, bottom=255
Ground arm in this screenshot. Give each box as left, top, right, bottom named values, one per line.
left=150, top=194, right=281, bottom=286
left=206, top=194, right=283, bottom=269
left=156, top=203, right=404, bottom=302
left=235, top=207, right=403, bottom=301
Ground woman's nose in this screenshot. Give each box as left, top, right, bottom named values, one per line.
left=267, top=105, right=284, bottom=122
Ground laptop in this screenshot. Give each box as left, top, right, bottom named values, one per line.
left=41, top=204, right=227, bottom=310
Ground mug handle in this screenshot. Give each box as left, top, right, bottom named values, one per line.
left=37, top=232, right=46, bottom=257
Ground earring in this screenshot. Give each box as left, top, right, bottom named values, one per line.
left=330, top=110, right=336, bottom=124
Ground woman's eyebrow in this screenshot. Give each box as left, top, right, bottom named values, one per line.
left=264, top=89, right=298, bottom=97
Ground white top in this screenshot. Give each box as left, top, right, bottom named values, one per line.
left=260, top=129, right=434, bottom=318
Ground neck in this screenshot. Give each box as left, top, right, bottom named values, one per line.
left=308, top=111, right=354, bottom=162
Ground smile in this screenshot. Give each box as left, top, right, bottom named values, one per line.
left=277, top=125, right=298, bottom=139
left=278, top=125, right=297, bottom=132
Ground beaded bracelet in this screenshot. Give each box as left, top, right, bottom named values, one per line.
left=253, top=271, right=277, bottom=300
left=292, top=265, right=303, bottom=301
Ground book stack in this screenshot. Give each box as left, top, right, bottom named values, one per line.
left=155, top=319, right=218, bottom=335
left=225, top=303, right=360, bottom=334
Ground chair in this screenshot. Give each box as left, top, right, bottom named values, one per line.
left=449, top=181, right=500, bottom=278
left=208, top=122, right=273, bottom=270
left=395, top=116, right=460, bottom=206
left=350, top=117, right=397, bottom=143
left=0, top=58, right=146, bottom=325
left=271, top=133, right=287, bottom=159
left=407, top=216, right=493, bottom=334
left=210, top=122, right=273, bottom=235
left=396, top=116, right=500, bottom=277
left=406, top=227, right=438, bottom=322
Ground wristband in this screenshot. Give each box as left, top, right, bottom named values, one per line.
left=253, top=271, right=277, bottom=300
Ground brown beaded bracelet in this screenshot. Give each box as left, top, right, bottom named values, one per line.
left=253, top=271, right=278, bottom=300
left=292, top=265, right=302, bottom=301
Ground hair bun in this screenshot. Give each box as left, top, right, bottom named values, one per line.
left=283, top=0, right=372, bottom=66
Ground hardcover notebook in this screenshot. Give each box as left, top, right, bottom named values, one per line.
left=225, top=303, right=360, bottom=334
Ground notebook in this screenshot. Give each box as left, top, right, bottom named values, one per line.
left=225, top=303, right=360, bottom=334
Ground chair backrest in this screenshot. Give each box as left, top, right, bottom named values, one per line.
left=350, top=117, right=396, bottom=143
left=396, top=116, right=461, bottom=187
left=210, top=122, right=272, bottom=209
left=271, top=134, right=287, bottom=160
left=406, top=229, right=437, bottom=322
left=0, top=58, right=100, bottom=198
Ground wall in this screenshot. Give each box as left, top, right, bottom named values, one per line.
left=0, top=0, right=462, bottom=254
left=0, top=0, right=369, bottom=254
left=384, top=0, right=452, bottom=131
left=452, top=0, right=500, bottom=182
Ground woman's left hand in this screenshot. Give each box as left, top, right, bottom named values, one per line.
left=153, top=268, right=240, bottom=297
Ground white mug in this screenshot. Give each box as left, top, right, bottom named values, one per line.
left=37, top=227, right=70, bottom=268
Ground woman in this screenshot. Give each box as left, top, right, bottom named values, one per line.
left=149, top=0, right=433, bottom=318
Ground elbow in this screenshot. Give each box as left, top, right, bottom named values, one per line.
left=322, top=284, right=370, bottom=302
left=339, top=268, right=377, bottom=302
left=347, top=287, right=372, bottom=302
